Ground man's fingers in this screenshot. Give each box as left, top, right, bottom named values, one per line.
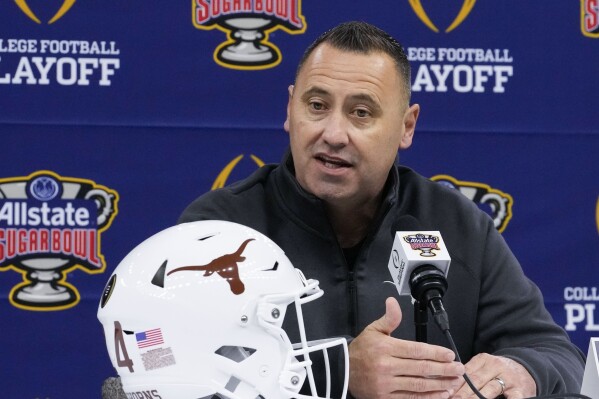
left=399, top=340, right=458, bottom=363
left=468, top=377, right=507, bottom=399
left=366, top=353, right=464, bottom=380
left=350, top=298, right=467, bottom=399
left=454, top=354, right=536, bottom=398
left=368, top=297, right=403, bottom=336
left=365, top=297, right=458, bottom=363
left=391, top=376, right=462, bottom=395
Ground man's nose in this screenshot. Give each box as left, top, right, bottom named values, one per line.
left=321, top=111, right=350, bottom=147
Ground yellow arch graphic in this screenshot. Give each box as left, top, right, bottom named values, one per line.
left=212, top=154, right=265, bottom=190
left=446, top=0, right=477, bottom=33
left=408, top=0, right=476, bottom=33
left=14, top=0, right=41, bottom=23
left=49, top=0, right=76, bottom=24
left=14, top=0, right=76, bottom=24
left=408, top=0, right=439, bottom=32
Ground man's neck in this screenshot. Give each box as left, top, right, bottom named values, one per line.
left=325, top=195, right=382, bottom=248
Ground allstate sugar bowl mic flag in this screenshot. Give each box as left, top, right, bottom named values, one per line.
left=387, top=230, right=451, bottom=298
left=0, top=1, right=597, bottom=398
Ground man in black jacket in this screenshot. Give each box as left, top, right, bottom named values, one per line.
left=180, top=21, right=585, bottom=398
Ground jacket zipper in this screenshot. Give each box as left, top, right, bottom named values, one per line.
left=344, top=203, right=395, bottom=337
left=348, top=268, right=358, bottom=337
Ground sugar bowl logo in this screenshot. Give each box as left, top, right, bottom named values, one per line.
left=581, top=0, right=599, bottom=38
left=14, top=0, right=76, bottom=24
left=0, top=171, right=118, bottom=311
left=408, top=0, right=476, bottom=33
left=193, top=0, right=306, bottom=70
left=403, top=233, right=440, bottom=257
left=431, top=174, right=513, bottom=232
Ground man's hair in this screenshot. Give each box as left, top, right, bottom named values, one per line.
left=295, top=21, right=412, bottom=103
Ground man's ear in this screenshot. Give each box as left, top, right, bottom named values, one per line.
left=399, top=103, right=420, bottom=150
left=283, top=85, right=294, bottom=133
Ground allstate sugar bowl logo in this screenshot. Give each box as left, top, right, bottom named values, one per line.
left=193, top=0, right=306, bottom=70
left=0, top=171, right=118, bottom=311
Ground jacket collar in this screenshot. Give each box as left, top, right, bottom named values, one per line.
left=271, top=150, right=400, bottom=238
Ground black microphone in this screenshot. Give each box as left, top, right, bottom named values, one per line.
left=387, top=217, right=452, bottom=339
left=409, top=264, right=450, bottom=332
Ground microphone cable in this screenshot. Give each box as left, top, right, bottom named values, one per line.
left=434, top=311, right=592, bottom=399
left=407, top=248, right=590, bottom=399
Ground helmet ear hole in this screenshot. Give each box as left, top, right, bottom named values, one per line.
left=215, top=346, right=256, bottom=363
left=151, top=260, right=168, bottom=288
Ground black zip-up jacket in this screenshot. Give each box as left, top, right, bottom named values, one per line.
left=179, top=154, right=585, bottom=396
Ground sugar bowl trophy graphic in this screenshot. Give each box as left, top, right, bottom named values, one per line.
left=403, top=234, right=440, bottom=257
left=217, top=17, right=280, bottom=67
left=0, top=171, right=118, bottom=311
left=193, top=1, right=306, bottom=70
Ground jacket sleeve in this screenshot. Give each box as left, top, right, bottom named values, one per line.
left=473, top=221, right=585, bottom=395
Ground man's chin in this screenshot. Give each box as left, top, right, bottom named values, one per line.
left=307, top=185, right=354, bottom=204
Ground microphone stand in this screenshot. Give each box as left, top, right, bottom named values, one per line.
left=414, top=299, right=428, bottom=343
left=410, top=265, right=449, bottom=343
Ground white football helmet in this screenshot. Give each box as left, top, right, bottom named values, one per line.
left=97, top=220, right=348, bottom=399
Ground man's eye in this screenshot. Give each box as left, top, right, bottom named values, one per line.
left=354, top=109, right=370, bottom=118
left=309, top=102, right=325, bottom=111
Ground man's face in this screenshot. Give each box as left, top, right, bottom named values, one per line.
left=284, top=44, right=419, bottom=209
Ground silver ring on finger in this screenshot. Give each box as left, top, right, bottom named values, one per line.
left=492, top=376, right=506, bottom=396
